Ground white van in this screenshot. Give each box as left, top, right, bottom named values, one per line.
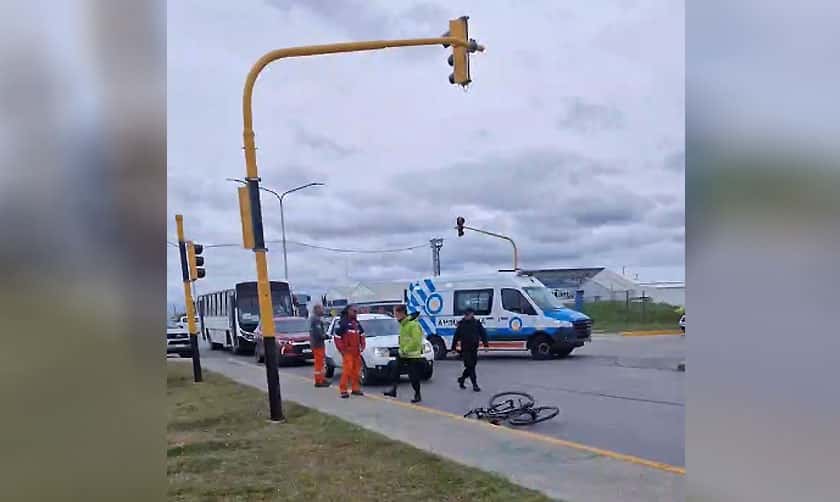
left=406, top=271, right=592, bottom=360
left=324, top=313, right=434, bottom=385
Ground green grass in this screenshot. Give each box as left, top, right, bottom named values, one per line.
left=580, top=301, right=683, bottom=333
left=167, top=363, right=551, bottom=502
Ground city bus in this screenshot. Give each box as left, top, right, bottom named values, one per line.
left=197, top=281, right=293, bottom=355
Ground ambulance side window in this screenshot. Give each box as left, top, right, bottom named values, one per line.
left=502, top=288, right=537, bottom=316
left=454, top=289, right=493, bottom=316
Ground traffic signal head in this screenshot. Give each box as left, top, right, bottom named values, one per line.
left=456, top=216, right=465, bottom=237
left=187, top=241, right=206, bottom=280
left=447, top=16, right=470, bottom=86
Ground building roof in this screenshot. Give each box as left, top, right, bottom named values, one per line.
left=521, top=267, right=605, bottom=289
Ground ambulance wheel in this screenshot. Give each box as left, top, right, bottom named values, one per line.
left=552, top=346, right=574, bottom=358
left=430, top=337, right=447, bottom=360
left=325, top=362, right=335, bottom=379
left=530, top=335, right=553, bottom=360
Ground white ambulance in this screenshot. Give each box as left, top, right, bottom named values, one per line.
left=406, top=271, right=592, bottom=360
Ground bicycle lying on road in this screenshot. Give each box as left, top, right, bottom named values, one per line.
left=464, top=391, right=560, bottom=427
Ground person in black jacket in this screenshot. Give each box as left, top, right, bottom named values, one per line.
left=452, top=308, right=489, bottom=392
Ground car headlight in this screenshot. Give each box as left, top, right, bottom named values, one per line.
left=422, top=341, right=432, bottom=354
left=555, top=320, right=573, bottom=328
left=373, top=347, right=390, bottom=358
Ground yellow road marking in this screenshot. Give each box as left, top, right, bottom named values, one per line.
left=224, top=357, right=686, bottom=476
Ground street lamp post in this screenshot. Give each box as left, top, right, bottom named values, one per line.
left=226, top=179, right=324, bottom=280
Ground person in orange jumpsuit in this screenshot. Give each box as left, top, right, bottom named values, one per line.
left=334, top=305, right=366, bottom=398
left=309, top=304, right=329, bottom=387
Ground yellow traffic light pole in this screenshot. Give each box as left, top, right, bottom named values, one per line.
left=239, top=25, right=484, bottom=422
left=175, top=214, right=202, bottom=383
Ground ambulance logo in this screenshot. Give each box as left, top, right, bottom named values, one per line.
left=509, top=317, right=523, bottom=332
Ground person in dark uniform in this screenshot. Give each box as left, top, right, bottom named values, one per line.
left=452, top=308, right=489, bottom=392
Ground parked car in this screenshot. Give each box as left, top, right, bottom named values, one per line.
left=324, top=313, right=434, bottom=385
left=254, top=316, right=313, bottom=365
left=167, top=320, right=192, bottom=357
left=679, top=314, right=686, bottom=333
left=178, top=315, right=198, bottom=329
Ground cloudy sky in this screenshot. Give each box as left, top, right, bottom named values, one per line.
left=167, top=0, right=684, bottom=307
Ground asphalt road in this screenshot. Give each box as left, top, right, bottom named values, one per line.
left=198, top=334, right=685, bottom=467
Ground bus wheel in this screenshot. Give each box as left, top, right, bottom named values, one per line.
left=208, top=331, right=222, bottom=351
left=530, top=335, right=553, bottom=360
left=430, top=337, right=447, bottom=361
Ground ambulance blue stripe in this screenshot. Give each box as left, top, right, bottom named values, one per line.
left=419, top=318, right=434, bottom=335
left=424, top=279, right=436, bottom=293
left=415, top=288, right=428, bottom=302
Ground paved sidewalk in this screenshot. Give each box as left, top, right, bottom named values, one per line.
left=202, top=357, right=684, bottom=502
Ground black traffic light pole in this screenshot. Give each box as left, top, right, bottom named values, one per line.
left=455, top=216, right=519, bottom=271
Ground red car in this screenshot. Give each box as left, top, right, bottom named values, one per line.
left=254, top=316, right=313, bottom=365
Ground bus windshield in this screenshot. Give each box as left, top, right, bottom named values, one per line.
left=236, top=282, right=292, bottom=326
left=523, top=286, right=566, bottom=312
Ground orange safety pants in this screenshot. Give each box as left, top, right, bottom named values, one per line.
left=339, top=352, right=361, bottom=394
left=313, top=347, right=326, bottom=384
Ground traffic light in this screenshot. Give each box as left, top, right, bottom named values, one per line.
left=456, top=216, right=465, bottom=237
left=442, top=16, right=483, bottom=86
left=445, top=16, right=470, bottom=86
left=187, top=241, right=205, bottom=280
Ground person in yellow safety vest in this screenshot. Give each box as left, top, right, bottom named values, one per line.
left=384, top=304, right=425, bottom=403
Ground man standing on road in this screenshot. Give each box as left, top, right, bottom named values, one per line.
left=452, top=308, right=489, bottom=392
left=384, top=305, right=425, bottom=403
left=310, top=304, right=330, bottom=388
left=334, top=305, right=366, bottom=398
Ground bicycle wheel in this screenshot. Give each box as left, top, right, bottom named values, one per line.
left=508, top=406, right=560, bottom=426
left=464, top=408, right=485, bottom=419
left=488, top=391, right=535, bottom=410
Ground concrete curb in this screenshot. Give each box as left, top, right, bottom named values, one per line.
left=621, top=330, right=684, bottom=337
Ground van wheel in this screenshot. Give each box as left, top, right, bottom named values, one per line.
left=430, top=337, right=447, bottom=360
left=255, top=343, right=264, bottom=364
left=325, top=362, right=335, bottom=379
left=530, top=335, right=553, bottom=360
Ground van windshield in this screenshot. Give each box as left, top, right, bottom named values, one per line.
left=523, top=287, right=565, bottom=312
left=358, top=319, right=400, bottom=337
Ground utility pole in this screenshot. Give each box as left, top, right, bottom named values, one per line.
left=430, top=238, right=443, bottom=276
left=236, top=19, right=484, bottom=422
left=175, top=214, right=202, bottom=383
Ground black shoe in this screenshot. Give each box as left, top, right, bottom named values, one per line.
left=340, top=393, right=349, bottom=399
left=411, top=394, right=422, bottom=403
left=315, top=382, right=330, bottom=388
left=351, top=390, right=364, bottom=396
left=383, top=389, right=397, bottom=398
left=458, top=377, right=466, bottom=389
left=472, top=385, right=481, bottom=392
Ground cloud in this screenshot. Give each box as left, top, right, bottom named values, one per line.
left=293, top=126, right=356, bottom=159
left=556, top=97, right=624, bottom=134
left=664, top=150, right=685, bottom=172
left=167, top=0, right=685, bottom=302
